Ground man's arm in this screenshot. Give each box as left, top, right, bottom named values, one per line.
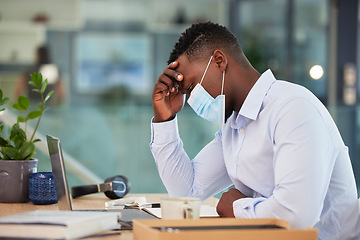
left=152, top=61, right=184, bottom=123
left=151, top=61, right=233, bottom=200
left=220, top=98, right=337, bottom=229
left=216, top=188, right=247, bottom=217
left=150, top=117, right=233, bottom=200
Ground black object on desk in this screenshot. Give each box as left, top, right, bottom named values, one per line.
left=71, top=175, right=130, bottom=199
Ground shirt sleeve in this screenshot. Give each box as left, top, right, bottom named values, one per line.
left=150, top=116, right=232, bottom=201
left=232, top=97, right=338, bottom=229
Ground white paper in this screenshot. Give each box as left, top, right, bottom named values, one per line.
left=0, top=210, right=120, bottom=226
left=105, top=197, right=147, bottom=208
left=144, top=205, right=219, bottom=219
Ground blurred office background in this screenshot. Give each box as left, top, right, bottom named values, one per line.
left=0, top=0, right=359, bottom=197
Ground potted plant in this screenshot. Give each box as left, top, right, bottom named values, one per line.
left=0, top=72, right=53, bottom=203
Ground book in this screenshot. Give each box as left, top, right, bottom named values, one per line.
left=0, top=210, right=121, bottom=239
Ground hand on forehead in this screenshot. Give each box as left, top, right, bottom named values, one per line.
left=173, top=55, right=207, bottom=95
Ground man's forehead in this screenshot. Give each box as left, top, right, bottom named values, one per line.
left=176, top=54, right=210, bottom=68
left=176, top=54, right=202, bottom=73
left=176, top=54, right=190, bottom=66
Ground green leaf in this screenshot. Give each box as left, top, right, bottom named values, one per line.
left=37, top=73, right=43, bottom=85
left=0, top=89, right=9, bottom=108
left=10, top=123, right=20, bottom=140
left=31, top=72, right=42, bottom=87
left=13, top=135, right=24, bottom=149
left=40, top=79, right=48, bottom=93
left=26, top=151, right=36, bottom=160
left=10, top=123, right=26, bottom=141
left=17, top=116, right=26, bottom=122
left=18, top=128, right=26, bottom=140
left=28, top=81, right=37, bottom=88
left=18, top=96, right=30, bottom=110
left=12, top=103, right=25, bottom=111
left=32, top=138, right=41, bottom=143
left=38, top=102, right=43, bottom=110
left=3, top=147, right=20, bottom=160
left=0, top=137, right=8, bottom=147
left=0, top=89, right=9, bottom=104
left=0, top=97, right=9, bottom=106
left=30, top=72, right=37, bottom=82
left=21, top=142, right=35, bottom=160
left=32, top=89, right=41, bottom=93
left=45, top=91, right=54, bottom=103
left=28, top=110, right=41, bottom=120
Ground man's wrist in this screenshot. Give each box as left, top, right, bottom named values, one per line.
left=151, top=115, right=179, bottom=145
left=153, top=114, right=176, bottom=123
left=232, top=197, right=265, bottom=218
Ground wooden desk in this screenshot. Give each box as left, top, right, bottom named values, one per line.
left=0, top=193, right=219, bottom=240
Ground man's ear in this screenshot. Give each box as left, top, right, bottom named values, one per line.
left=213, top=50, right=228, bottom=72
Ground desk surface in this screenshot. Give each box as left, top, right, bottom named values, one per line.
left=0, top=193, right=219, bottom=240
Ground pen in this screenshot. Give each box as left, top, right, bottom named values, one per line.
left=140, top=203, right=161, bottom=208
left=123, top=202, right=161, bottom=209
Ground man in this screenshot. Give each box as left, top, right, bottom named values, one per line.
left=150, top=21, right=359, bottom=239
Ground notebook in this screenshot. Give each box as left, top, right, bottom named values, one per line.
left=46, top=134, right=156, bottom=227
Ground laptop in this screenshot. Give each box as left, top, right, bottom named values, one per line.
left=46, top=134, right=156, bottom=227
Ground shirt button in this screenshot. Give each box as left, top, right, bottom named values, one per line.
left=234, top=157, right=238, bottom=162
left=239, top=128, right=245, bottom=133
left=154, top=131, right=158, bottom=136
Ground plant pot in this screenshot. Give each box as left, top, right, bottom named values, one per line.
left=0, top=159, right=38, bottom=203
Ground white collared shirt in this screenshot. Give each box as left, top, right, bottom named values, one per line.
left=150, top=69, right=359, bottom=239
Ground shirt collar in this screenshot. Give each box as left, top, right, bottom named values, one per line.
left=231, top=69, right=276, bottom=127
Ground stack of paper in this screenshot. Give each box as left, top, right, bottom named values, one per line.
left=0, top=210, right=121, bottom=239
left=143, top=205, right=219, bottom=219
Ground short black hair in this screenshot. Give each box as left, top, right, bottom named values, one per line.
left=168, top=21, right=242, bottom=64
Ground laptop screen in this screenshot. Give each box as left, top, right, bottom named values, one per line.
left=47, top=135, right=72, bottom=211
left=46, top=135, right=157, bottom=224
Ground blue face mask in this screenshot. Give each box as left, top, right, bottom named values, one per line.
left=187, top=55, right=226, bottom=124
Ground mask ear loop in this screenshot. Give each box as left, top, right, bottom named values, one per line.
left=221, top=70, right=225, bottom=95
left=199, top=55, right=213, bottom=85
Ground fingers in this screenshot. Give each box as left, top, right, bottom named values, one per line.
left=164, top=62, right=183, bottom=80
left=155, top=75, right=175, bottom=97
left=154, top=61, right=183, bottom=97
left=152, top=61, right=185, bottom=122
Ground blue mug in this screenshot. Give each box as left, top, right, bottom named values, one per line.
left=29, top=172, right=57, bottom=205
